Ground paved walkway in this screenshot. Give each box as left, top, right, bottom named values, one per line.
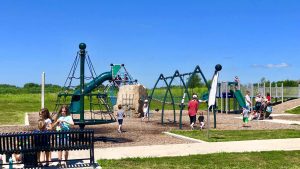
left=234, top=114, right=300, bottom=125
left=3, top=137, right=300, bottom=168
left=65, top=138, right=300, bottom=160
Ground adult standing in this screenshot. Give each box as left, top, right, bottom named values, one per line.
left=188, top=94, right=199, bottom=130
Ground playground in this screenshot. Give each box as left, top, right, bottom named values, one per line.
left=0, top=98, right=299, bottom=149
left=0, top=44, right=300, bottom=168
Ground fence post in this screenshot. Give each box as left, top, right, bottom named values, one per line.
left=41, top=72, right=45, bottom=109
left=281, top=83, right=284, bottom=103
left=251, top=83, right=254, bottom=106
left=263, top=82, right=266, bottom=97
left=225, top=83, right=228, bottom=114
left=220, top=82, right=223, bottom=113
left=269, top=82, right=272, bottom=99
left=298, top=84, right=300, bottom=98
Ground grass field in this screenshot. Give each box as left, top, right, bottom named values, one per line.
left=286, top=106, right=300, bottom=114
left=98, top=150, right=300, bottom=169
left=0, top=93, right=57, bottom=124
left=171, top=129, right=300, bottom=142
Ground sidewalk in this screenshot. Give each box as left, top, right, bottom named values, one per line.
left=3, top=138, right=300, bottom=168
left=67, top=138, right=300, bottom=160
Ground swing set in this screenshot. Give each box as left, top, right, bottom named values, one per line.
left=148, top=65, right=210, bottom=128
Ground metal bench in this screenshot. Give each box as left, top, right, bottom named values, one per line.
left=0, top=129, right=94, bottom=168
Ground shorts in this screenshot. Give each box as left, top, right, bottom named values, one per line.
left=189, top=115, right=196, bottom=124
left=57, top=134, right=69, bottom=146
left=243, top=117, right=249, bottom=123
left=118, top=119, right=123, bottom=125
left=255, top=102, right=261, bottom=111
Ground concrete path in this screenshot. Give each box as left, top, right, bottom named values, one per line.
left=63, top=138, right=300, bottom=160
left=3, top=138, right=300, bottom=168
left=234, top=116, right=300, bottom=125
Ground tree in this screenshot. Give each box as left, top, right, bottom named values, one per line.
left=260, top=77, right=267, bottom=84
left=187, top=74, right=202, bottom=88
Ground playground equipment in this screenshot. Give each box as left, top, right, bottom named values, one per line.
left=52, top=43, right=137, bottom=129
left=217, top=81, right=245, bottom=113
left=148, top=65, right=210, bottom=128
left=218, top=81, right=300, bottom=114
left=207, top=64, right=222, bottom=135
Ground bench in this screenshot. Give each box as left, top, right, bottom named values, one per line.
left=0, top=129, right=94, bottom=168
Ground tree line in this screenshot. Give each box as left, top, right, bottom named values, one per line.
left=0, top=83, right=63, bottom=94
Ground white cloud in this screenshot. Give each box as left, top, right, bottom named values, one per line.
left=266, top=63, right=289, bottom=68
left=252, top=62, right=290, bottom=69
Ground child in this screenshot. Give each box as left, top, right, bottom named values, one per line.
left=39, top=108, right=52, bottom=166
left=116, top=104, right=125, bottom=133
left=198, top=112, right=205, bottom=130
left=242, top=107, right=250, bottom=127
left=142, top=100, right=149, bottom=121
left=36, top=119, right=47, bottom=166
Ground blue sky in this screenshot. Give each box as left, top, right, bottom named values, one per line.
left=0, top=0, right=299, bottom=88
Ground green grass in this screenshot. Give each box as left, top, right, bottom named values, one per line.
left=286, top=106, right=300, bottom=114
left=0, top=93, right=57, bottom=125
left=0, top=93, right=114, bottom=125
left=171, top=129, right=300, bottom=142
left=98, top=150, right=300, bottom=169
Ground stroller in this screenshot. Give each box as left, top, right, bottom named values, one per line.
left=265, top=105, right=273, bottom=119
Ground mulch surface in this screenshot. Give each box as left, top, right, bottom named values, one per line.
left=1, top=109, right=300, bottom=149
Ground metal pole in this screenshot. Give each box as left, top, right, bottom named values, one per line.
left=220, top=82, right=223, bottom=113
left=298, top=84, right=300, bottom=98
left=79, top=43, right=86, bottom=129
left=276, top=83, right=278, bottom=98
left=41, top=72, right=45, bottom=109
left=207, top=108, right=210, bottom=139
left=263, top=82, right=266, bottom=97
left=225, top=83, right=228, bottom=114
left=251, top=83, right=254, bottom=106
left=269, top=82, right=272, bottom=99
left=179, top=93, right=186, bottom=129
left=258, top=83, right=260, bottom=94
left=281, top=83, right=284, bottom=103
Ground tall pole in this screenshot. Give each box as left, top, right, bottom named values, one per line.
left=251, top=83, right=254, bottom=106
left=298, top=84, right=300, bottom=98
left=41, top=72, right=45, bottom=109
left=79, top=43, right=86, bottom=129
left=281, top=83, right=284, bottom=103
left=269, top=82, right=272, bottom=99
left=179, top=93, right=186, bottom=129
left=263, top=83, right=266, bottom=96
left=220, top=82, right=223, bottom=113
left=207, top=64, right=222, bottom=139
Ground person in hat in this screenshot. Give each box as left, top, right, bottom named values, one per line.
left=188, top=94, right=199, bottom=130
left=142, top=99, right=149, bottom=121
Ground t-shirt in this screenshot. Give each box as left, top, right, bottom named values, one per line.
left=266, top=96, right=271, bottom=102
left=255, top=96, right=262, bottom=103
left=45, top=118, right=52, bottom=130
left=245, top=94, right=251, bottom=107
left=58, top=116, right=72, bottom=131
left=117, top=110, right=125, bottom=120
left=188, top=100, right=199, bottom=116
left=143, top=104, right=148, bottom=113
left=198, top=115, right=204, bottom=122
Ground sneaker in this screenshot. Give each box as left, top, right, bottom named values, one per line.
left=190, top=124, right=194, bottom=130
left=118, top=129, right=122, bottom=133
